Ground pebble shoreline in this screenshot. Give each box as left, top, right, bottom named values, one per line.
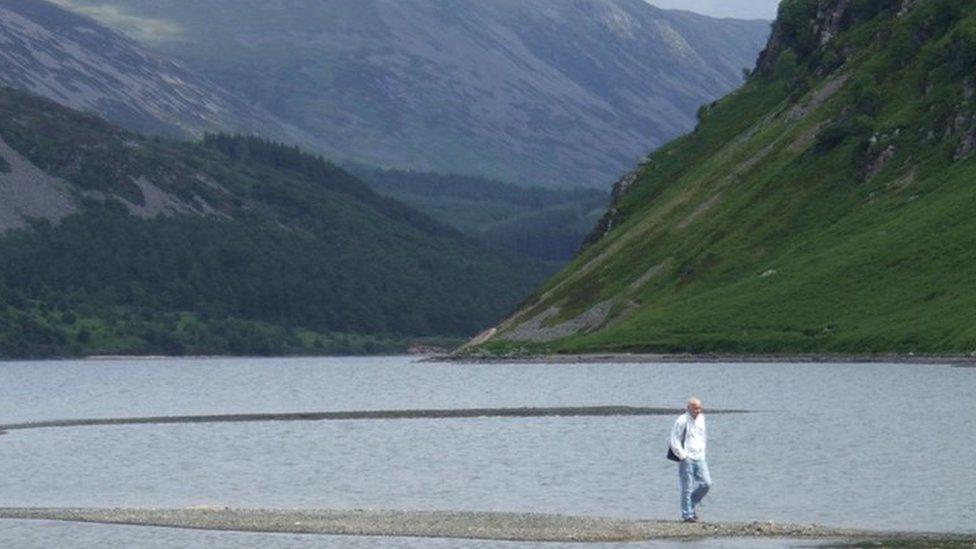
left=0, top=508, right=972, bottom=543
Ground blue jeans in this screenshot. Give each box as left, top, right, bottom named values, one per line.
left=679, top=458, right=711, bottom=519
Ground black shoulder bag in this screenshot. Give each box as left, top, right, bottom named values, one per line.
left=666, top=421, right=687, bottom=462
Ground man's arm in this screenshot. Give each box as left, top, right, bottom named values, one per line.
left=668, top=416, right=687, bottom=460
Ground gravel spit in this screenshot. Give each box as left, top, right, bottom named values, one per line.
left=0, top=508, right=972, bottom=543
left=0, top=406, right=749, bottom=433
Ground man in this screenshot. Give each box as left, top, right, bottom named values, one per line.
left=669, top=396, right=710, bottom=522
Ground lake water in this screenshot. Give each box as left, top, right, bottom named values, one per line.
left=0, top=356, right=973, bottom=548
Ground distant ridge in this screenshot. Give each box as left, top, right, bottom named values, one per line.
left=0, top=0, right=308, bottom=144
left=50, top=0, right=770, bottom=187
left=0, top=87, right=546, bottom=358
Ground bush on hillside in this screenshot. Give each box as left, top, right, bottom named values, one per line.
left=945, top=19, right=976, bottom=74
left=813, top=114, right=872, bottom=154
left=777, top=0, right=821, bottom=59
left=889, top=0, right=968, bottom=65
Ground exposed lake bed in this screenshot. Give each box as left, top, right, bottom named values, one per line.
left=1, top=508, right=971, bottom=544
left=0, top=356, right=973, bottom=546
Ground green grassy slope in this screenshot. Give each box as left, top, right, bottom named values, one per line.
left=476, top=0, right=976, bottom=356
left=0, top=88, right=546, bottom=358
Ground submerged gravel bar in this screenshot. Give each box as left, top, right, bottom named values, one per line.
left=0, top=508, right=972, bottom=543
left=0, top=406, right=749, bottom=433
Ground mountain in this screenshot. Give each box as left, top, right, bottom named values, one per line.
left=0, top=0, right=306, bottom=143
left=350, top=166, right=609, bottom=262
left=50, top=0, right=770, bottom=187
left=0, top=87, right=547, bottom=358
left=469, top=0, right=976, bottom=356
left=647, top=0, right=780, bottom=20
left=0, top=0, right=604, bottom=263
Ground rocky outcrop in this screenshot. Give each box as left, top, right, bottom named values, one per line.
left=0, top=136, right=77, bottom=231
left=812, top=0, right=855, bottom=46
left=756, top=0, right=918, bottom=75
left=582, top=165, right=643, bottom=246
left=898, top=0, right=920, bottom=16
left=952, top=113, right=976, bottom=160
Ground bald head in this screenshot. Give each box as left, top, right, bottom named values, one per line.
left=686, top=397, right=703, bottom=418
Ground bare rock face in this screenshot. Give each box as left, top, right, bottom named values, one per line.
left=0, top=0, right=304, bottom=142
left=0, top=136, right=77, bottom=231
left=952, top=114, right=976, bottom=160
left=584, top=166, right=643, bottom=246
left=813, top=0, right=855, bottom=46
left=865, top=144, right=896, bottom=178
left=898, top=0, right=920, bottom=16
left=0, top=130, right=228, bottom=232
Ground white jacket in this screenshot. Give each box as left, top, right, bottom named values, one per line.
left=669, top=412, right=706, bottom=461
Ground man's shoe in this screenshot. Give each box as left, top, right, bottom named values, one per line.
left=682, top=517, right=698, bottom=523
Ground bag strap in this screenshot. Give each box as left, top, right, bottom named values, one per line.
left=674, top=416, right=688, bottom=453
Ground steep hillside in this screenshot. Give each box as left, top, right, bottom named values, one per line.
left=0, top=88, right=545, bottom=358
left=51, top=0, right=769, bottom=187
left=472, top=0, right=976, bottom=356
left=0, top=0, right=306, bottom=143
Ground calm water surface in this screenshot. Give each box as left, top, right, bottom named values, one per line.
left=0, top=356, right=973, bottom=547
